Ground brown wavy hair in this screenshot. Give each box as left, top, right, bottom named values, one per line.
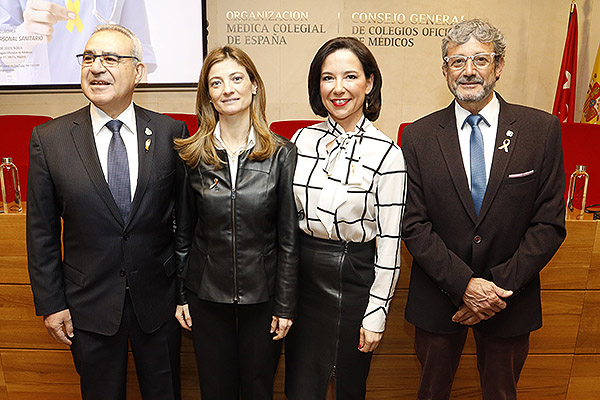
left=174, top=46, right=281, bottom=168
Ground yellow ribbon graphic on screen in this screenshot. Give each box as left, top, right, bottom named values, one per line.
left=66, top=0, right=84, bottom=33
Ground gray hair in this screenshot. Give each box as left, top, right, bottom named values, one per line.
left=442, top=19, right=506, bottom=64
left=93, top=24, right=143, bottom=62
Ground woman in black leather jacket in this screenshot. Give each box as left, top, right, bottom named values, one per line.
left=173, top=46, right=299, bottom=400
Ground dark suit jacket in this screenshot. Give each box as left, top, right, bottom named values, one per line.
left=402, top=95, right=566, bottom=337
left=26, top=104, right=188, bottom=336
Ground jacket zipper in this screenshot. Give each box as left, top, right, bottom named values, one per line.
left=231, top=186, right=239, bottom=302
left=330, top=242, right=348, bottom=385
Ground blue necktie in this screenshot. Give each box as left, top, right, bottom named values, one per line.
left=467, top=114, right=486, bottom=215
left=106, top=120, right=131, bottom=221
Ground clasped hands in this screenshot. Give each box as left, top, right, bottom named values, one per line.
left=451, top=277, right=513, bottom=326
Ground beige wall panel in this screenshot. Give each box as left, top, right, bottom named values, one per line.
left=1, top=0, right=599, bottom=142
left=205, top=0, right=600, bottom=139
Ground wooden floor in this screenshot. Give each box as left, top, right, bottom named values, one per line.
left=1, top=214, right=600, bottom=399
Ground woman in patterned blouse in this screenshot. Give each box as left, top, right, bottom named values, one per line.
left=284, top=36, right=408, bottom=400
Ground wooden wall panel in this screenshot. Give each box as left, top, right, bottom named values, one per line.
left=541, top=220, right=595, bottom=290
left=575, top=291, right=600, bottom=354
left=586, top=219, right=600, bottom=289
left=516, top=355, right=573, bottom=399
left=0, top=354, right=8, bottom=400
left=0, top=285, right=63, bottom=350
left=376, top=290, right=415, bottom=355
left=1, top=350, right=79, bottom=400
left=529, top=291, right=585, bottom=354
left=2, top=212, right=600, bottom=399
left=0, top=214, right=28, bottom=285
left=180, top=353, right=200, bottom=399
left=566, top=355, right=600, bottom=400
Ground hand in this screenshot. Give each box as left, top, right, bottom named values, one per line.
left=452, top=304, right=483, bottom=325
left=270, top=316, right=293, bottom=340
left=462, top=277, right=513, bottom=321
left=358, top=327, right=383, bottom=353
left=43, top=309, right=74, bottom=345
left=175, top=304, right=192, bottom=331
left=16, top=0, right=75, bottom=42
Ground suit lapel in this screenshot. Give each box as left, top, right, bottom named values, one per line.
left=70, top=106, right=124, bottom=225
left=477, top=96, right=517, bottom=222
left=436, top=103, right=479, bottom=223
left=126, top=105, right=154, bottom=227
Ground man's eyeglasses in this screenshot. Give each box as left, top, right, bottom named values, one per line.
left=444, top=53, right=496, bottom=70
left=76, top=53, right=139, bottom=67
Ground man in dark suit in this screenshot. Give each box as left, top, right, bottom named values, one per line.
left=402, top=19, right=566, bottom=399
left=26, top=24, right=187, bottom=400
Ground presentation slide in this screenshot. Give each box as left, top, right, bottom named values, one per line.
left=0, top=0, right=205, bottom=87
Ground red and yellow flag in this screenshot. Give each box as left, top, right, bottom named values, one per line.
left=553, top=1, right=578, bottom=123
left=581, top=43, right=600, bottom=124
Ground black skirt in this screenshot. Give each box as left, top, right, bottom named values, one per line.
left=285, top=233, right=376, bottom=400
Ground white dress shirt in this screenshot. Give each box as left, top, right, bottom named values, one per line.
left=90, top=102, right=138, bottom=201
left=455, top=93, right=500, bottom=189
left=213, top=121, right=256, bottom=187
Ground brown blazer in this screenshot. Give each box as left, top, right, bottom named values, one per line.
left=402, top=94, right=566, bottom=337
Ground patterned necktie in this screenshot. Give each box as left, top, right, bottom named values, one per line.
left=467, top=114, right=486, bottom=215
left=106, top=120, right=131, bottom=221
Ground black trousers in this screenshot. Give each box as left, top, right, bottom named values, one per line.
left=70, top=292, right=181, bottom=400
left=187, top=295, right=282, bottom=400
left=414, top=326, right=530, bottom=400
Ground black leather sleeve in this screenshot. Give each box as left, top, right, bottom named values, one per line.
left=273, top=141, right=300, bottom=318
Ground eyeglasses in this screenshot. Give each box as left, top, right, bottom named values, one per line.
left=444, top=53, right=496, bottom=70
left=76, top=53, right=139, bottom=67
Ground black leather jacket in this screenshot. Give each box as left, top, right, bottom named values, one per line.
left=175, top=139, right=299, bottom=318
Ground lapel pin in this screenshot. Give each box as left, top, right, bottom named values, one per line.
left=209, top=178, right=219, bottom=190
left=145, top=138, right=151, bottom=152
left=506, top=130, right=514, bottom=137
left=145, top=127, right=152, bottom=136
left=498, top=138, right=510, bottom=153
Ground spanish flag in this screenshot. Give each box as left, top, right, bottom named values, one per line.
left=553, top=1, right=578, bottom=123
left=581, top=43, right=600, bottom=124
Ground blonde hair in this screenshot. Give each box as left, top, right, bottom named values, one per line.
left=175, top=46, right=281, bottom=168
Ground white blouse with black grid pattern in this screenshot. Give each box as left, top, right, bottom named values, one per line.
left=292, top=115, right=407, bottom=332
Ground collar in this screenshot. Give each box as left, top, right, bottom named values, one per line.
left=213, top=121, right=257, bottom=152
left=456, top=92, right=499, bottom=130
left=91, top=102, right=136, bottom=136
left=326, top=114, right=369, bottom=138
